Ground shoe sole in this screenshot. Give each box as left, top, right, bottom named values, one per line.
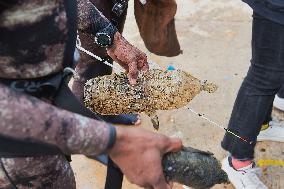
left=257, top=137, right=284, bottom=142
left=273, top=95, right=284, bottom=111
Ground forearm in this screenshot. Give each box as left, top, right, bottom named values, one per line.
left=77, top=0, right=112, bottom=36
left=0, top=84, right=114, bottom=155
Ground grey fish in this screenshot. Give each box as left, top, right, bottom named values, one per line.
left=84, top=69, right=217, bottom=129
left=163, top=147, right=229, bottom=189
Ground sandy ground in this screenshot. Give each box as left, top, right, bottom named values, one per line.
left=71, top=0, right=284, bottom=188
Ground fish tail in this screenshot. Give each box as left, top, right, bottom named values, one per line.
left=201, top=81, right=218, bottom=93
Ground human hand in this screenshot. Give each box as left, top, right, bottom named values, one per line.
left=109, top=127, right=182, bottom=189
left=107, top=32, right=149, bottom=85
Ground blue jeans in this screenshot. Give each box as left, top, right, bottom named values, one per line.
left=221, top=12, right=284, bottom=160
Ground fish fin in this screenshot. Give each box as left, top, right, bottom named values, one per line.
left=146, top=111, right=160, bottom=130
left=182, top=146, right=214, bottom=156
left=201, top=80, right=218, bottom=93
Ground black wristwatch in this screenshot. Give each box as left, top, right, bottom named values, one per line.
left=95, top=24, right=118, bottom=47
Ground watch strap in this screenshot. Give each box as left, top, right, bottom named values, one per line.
left=95, top=23, right=118, bottom=47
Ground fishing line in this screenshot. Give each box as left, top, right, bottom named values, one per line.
left=76, top=34, right=124, bottom=72
left=187, top=108, right=253, bottom=144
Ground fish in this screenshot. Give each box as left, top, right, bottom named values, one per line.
left=163, top=146, right=229, bottom=188
left=84, top=69, right=217, bottom=130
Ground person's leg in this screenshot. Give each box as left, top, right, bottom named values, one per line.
left=221, top=12, right=284, bottom=188
left=277, top=86, right=284, bottom=98
left=222, top=12, right=284, bottom=160
left=0, top=155, right=75, bottom=189
left=262, top=102, right=273, bottom=126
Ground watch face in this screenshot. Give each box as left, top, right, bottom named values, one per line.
left=96, top=33, right=111, bottom=47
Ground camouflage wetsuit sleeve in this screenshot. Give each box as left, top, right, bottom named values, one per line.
left=0, top=84, right=114, bottom=156
left=77, top=0, right=114, bottom=37
left=0, top=0, right=117, bottom=156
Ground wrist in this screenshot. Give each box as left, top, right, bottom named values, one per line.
left=106, top=32, right=121, bottom=52
left=106, top=124, right=117, bottom=150
left=108, top=126, right=125, bottom=155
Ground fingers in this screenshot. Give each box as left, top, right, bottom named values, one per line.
left=142, top=60, right=150, bottom=72
left=153, top=175, right=172, bottom=189
left=169, top=181, right=174, bottom=188
left=144, top=173, right=173, bottom=189
left=137, top=53, right=149, bottom=72
left=145, top=186, right=154, bottom=189
left=164, top=137, right=183, bottom=153
left=128, top=61, right=138, bottom=85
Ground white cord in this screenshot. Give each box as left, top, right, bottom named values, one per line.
left=187, top=108, right=225, bottom=130
left=187, top=107, right=252, bottom=143
left=75, top=34, right=124, bottom=72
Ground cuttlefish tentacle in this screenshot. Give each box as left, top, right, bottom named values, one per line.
left=201, top=80, right=218, bottom=93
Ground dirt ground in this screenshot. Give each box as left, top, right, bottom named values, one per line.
left=71, top=0, right=284, bottom=188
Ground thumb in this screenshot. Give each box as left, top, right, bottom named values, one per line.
left=165, top=138, right=182, bottom=153
left=153, top=177, right=172, bottom=189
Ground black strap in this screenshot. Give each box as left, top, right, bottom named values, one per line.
left=103, top=2, right=129, bottom=187
left=55, top=81, right=124, bottom=188
left=104, top=158, right=124, bottom=189
left=54, top=79, right=103, bottom=120
left=63, top=0, right=77, bottom=68
left=0, top=134, right=62, bottom=158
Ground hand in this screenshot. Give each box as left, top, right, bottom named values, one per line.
left=109, top=127, right=182, bottom=189
left=107, top=32, right=149, bottom=85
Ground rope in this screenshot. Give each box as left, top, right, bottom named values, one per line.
left=75, top=35, right=124, bottom=72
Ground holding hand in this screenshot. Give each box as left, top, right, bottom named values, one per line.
left=107, top=32, right=149, bottom=85
left=109, top=127, right=182, bottom=189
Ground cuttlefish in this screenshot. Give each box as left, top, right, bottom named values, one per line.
left=84, top=69, right=217, bottom=129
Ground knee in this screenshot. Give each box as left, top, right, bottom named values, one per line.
left=244, top=64, right=284, bottom=93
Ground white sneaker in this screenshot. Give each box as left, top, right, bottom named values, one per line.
left=273, top=95, right=284, bottom=111
left=222, top=156, right=268, bottom=189
left=257, top=120, right=284, bottom=142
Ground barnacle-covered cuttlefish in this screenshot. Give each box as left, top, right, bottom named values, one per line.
left=84, top=69, right=217, bottom=129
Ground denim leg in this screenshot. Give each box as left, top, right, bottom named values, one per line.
left=221, top=13, right=284, bottom=160
left=277, top=86, right=284, bottom=98
left=263, top=102, right=273, bottom=124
